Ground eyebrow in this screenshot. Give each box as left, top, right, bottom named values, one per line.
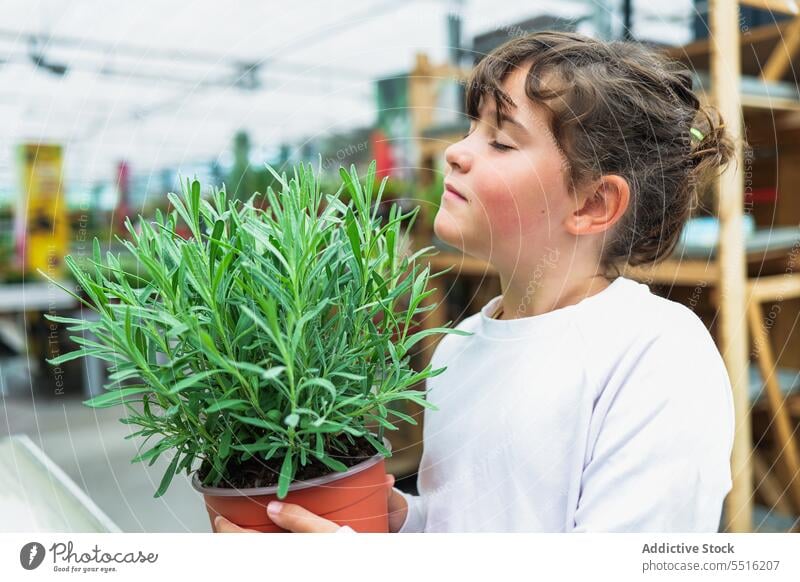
left=497, top=112, right=527, bottom=133
left=476, top=108, right=528, bottom=135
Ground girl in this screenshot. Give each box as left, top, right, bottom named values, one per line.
left=217, top=31, right=736, bottom=534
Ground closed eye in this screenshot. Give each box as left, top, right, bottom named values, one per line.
left=461, top=125, right=514, bottom=151
left=490, top=141, right=513, bottom=151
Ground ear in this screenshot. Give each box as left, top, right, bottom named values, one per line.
left=564, top=175, right=630, bottom=237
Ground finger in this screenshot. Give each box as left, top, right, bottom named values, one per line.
left=214, top=515, right=258, bottom=533
left=385, top=474, right=396, bottom=499
left=267, top=501, right=341, bottom=533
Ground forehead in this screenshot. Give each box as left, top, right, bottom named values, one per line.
left=479, top=65, right=550, bottom=132
left=499, top=65, right=530, bottom=101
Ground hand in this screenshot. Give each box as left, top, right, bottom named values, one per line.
left=215, top=474, right=405, bottom=533
left=214, top=500, right=340, bottom=533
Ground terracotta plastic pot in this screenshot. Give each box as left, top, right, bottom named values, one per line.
left=192, top=439, right=391, bottom=533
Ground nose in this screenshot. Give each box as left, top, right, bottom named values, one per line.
left=445, top=138, right=472, bottom=173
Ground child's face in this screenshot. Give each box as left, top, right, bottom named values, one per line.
left=434, top=66, right=576, bottom=269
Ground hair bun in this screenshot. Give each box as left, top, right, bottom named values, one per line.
left=690, top=105, right=735, bottom=178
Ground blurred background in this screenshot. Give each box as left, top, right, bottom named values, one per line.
left=1, top=0, right=800, bottom=533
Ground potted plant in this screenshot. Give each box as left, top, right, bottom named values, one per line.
left=43, top=160, right=465, bottom=532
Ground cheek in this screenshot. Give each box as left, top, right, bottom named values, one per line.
left=475, top=168, right=561, bottom=237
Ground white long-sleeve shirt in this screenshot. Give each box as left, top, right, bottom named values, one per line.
left=393, top=275, right=735, bottom=532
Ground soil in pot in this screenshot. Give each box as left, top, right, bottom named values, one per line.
left=193, top=435, right=391, bottom=533
left=196, top=434, right=377, bottom=489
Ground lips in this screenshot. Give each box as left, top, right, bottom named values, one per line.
left=444, top=183, right=468, bottom=202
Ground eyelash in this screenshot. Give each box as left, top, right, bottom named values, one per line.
left=490, top=141, right=513, bottom=152
left=462, top=133, right=513, bottom=152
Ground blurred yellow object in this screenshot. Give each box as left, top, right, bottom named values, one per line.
left=16, top=144, right=70, bottom=279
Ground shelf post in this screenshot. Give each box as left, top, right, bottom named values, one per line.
left=712, top=0, right=752, bottom=532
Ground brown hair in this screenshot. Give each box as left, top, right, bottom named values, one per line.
left=464, top=31, right=734, bottom=277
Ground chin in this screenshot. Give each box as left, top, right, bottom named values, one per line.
left=433, top=211, right=467, bottom=251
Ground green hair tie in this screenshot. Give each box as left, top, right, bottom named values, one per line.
left=690, top=127, right=705, bottom=142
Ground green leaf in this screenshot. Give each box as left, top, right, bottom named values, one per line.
left=209, top=219, right=225, bottom=280
left=316, top=454, right=348, bottom=473
left=230, top=362, right=285, bottom=381
left=219, top=428, right=233, bottom=460
left=362, top=432, right=391, bottom=457
left=155, top=452, right=182, bottom=498
left=46, top=348, right=101, bottom=366
left=167, top=369, right=222, bottom=395
left=92, top=237, right=102, bottom=267
left=364, top=159, right=376, bottom=208
left=277, top=451, right=293, bottom=499
left=298, top=377, right=337, bottom=401
left=83, top=386, right=150, bottom=409
left=231, top=413, right=286, bottom=434
left=167, top=191, right=196, bottom=238
left=132, top=439, right=172, bottom=465
left=368, top=414, right=399, bottom=431
left=204, top=399, right=249, bottom=414
left=344, top=208, right=363, bottom=274
left=42, top=314, right=89, bottom=326
left=400, top=326, right=471, bottom=355
left=232, top=441, right=281, bottom=459
left=328, top=371, right=365, bottom=382
left=191, top=179, right=201, bottom=229
left=388, top=408, right=418, bottom=425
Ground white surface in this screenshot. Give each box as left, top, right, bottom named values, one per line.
left=0, top=433, right=121, bottom=532
left=0, top=282, right=78, bottom=313
left=0, top=395, right=211, bottom=532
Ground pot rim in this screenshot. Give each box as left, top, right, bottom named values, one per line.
left=190, top=436, right=392, bottom=497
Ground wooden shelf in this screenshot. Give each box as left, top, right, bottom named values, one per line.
left=426, top=250, right=715, bottom=286
left=740, top=92, right=800, bottom=113
left=665, top=19, right=796, bottom=81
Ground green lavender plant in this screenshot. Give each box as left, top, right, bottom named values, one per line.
left=43, top=160, right=466, bottom=499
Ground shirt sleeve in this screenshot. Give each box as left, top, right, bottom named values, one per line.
left=569, top=319, right=735, bottom=532
left=394, top=488, right=428, bottom=532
